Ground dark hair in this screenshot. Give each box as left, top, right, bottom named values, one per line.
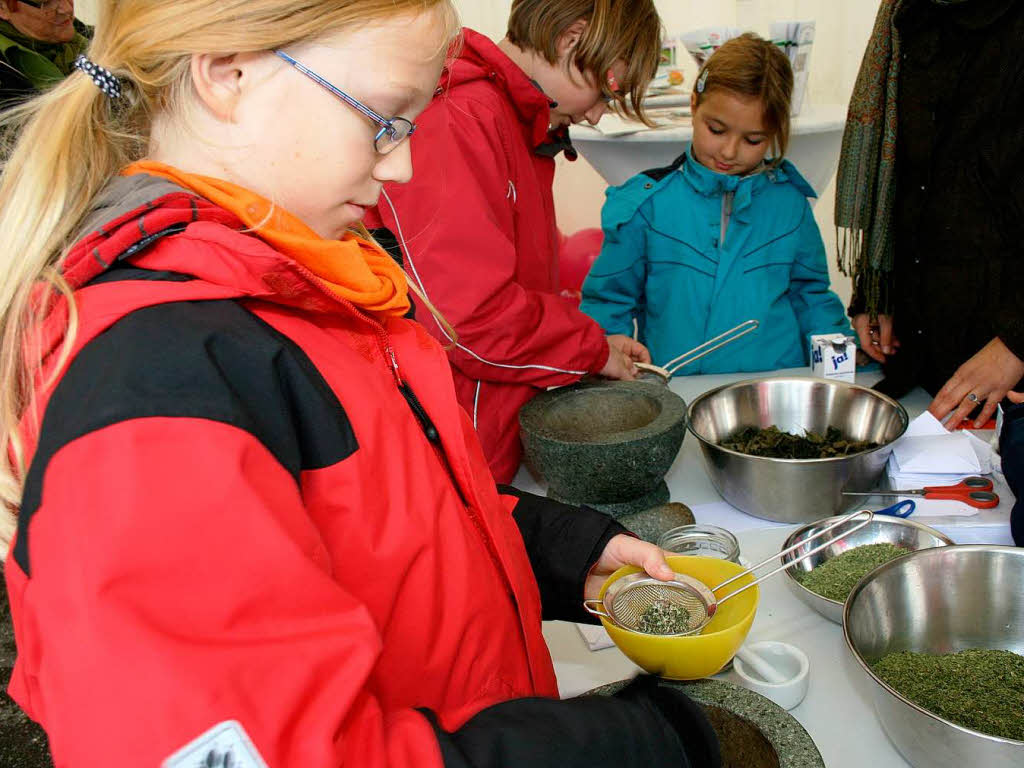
left=694, top=32, right=793, bottom=164
left=506, top=0, right=662, bottom=125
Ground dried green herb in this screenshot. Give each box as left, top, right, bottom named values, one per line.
left=721, top=425, right=878, bottom=459
left=794, top=543, right=908, bottom=602
left=872, top=649, right=1024, bottom=741
left=637, top=600, right=691, bottom=634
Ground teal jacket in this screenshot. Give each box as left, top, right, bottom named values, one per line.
left=580, top=151, right=850, bottom=375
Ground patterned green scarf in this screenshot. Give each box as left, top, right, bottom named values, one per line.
left=834, top=0, right=905, bottom=317
left=835, top=0, right=973, bottom=317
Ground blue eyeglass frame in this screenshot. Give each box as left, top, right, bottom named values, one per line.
left=274, top=50, right=416, bottom=154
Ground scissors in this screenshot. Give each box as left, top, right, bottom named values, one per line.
left=844, top=476, right=999, bottom=509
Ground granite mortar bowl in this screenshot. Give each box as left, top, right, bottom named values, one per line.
left=688, top=377, right=908, bottom=523
left=519, top=379, right=687, bottom=507
left=781, top=514, right=954, bottom=623
left=584, top=678, right=825, bottom=768
left=844, top=545, right=1024, bottom=768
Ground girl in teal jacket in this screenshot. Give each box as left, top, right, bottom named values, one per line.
left=581, top=33, right=849, bottom=375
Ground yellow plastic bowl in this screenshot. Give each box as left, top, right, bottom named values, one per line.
left=596, top=555, right=759, bottom=680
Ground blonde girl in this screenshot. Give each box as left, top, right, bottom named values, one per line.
left=0, top=2, right=719, bottom=766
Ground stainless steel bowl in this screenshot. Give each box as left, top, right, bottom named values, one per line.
left=687, top=377, right=908, bottom=523
left=844, top=546, right=1024, bottom=767
left=781, top=514, right=954, bottom=623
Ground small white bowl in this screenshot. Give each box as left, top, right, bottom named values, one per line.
left=732, top=640, right=810, bottom=711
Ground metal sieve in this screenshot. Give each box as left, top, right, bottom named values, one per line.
left=585, top=509, right=874, bottom=636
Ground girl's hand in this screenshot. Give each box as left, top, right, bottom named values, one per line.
left=852, top=313, right=899, bottom=363
left=929, top=337, right=1024, bottom=428
left=585, top=533, right=674, bottom=599
left=599, top=335, right=652, bottom=381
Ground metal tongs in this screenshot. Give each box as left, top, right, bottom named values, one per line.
left=635, top=319, right=760, bottom=385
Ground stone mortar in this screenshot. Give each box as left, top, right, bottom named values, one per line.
left=520, top=380, right=687, bottom=508
left=584, top=677, right=824, bottom=768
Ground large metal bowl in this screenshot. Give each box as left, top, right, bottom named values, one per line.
left=687, top=377, right=908, bottom=523
left=780, top=514, right=954, bottom=623
left=844, top=546, right=1024, bottom=768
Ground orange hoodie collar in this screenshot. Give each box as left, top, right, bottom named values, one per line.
left=123, top=161, right=410, bottom=318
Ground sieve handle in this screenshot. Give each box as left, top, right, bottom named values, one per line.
left=583, top=599, right=612, bottom=620
left=713, top=509, right=875, bottom=606
left=662, top=319, right=760, bottom=375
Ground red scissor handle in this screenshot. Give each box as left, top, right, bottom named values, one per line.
left=922, top=490, right=999, bottom=508
left=922, top=477, right=993, bottom=494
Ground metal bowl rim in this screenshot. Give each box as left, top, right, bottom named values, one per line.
left=780, top=513, right=956, bottom=607
left=520, top=380, right=689, bottom=447
left=686, top=376, right=910, bottom=464
left=842, top=544, right=1024, bottom=746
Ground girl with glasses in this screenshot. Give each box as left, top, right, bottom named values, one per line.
left=0, top=2, right=719, bottom=766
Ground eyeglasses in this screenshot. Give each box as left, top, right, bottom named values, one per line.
left=274, top=50, right=416, bottom=155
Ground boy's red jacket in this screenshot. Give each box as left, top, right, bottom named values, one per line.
left=366, top=28, right=610, bottom=483
left=2, top=175, right=645, bottom=767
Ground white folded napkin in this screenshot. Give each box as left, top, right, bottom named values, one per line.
left=883, top=412, right=997, bottom=516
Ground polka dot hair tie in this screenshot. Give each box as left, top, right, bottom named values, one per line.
left=73, top=55, right=123, bottom=100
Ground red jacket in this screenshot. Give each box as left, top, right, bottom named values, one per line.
left=367, top=29, right=610, bottom=483
left=3, top=175, right=660, bottom=767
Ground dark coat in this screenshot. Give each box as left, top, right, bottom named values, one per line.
left=873, top=0, right=1024, bottom=398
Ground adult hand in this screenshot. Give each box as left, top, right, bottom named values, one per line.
left=599, top=334, right=651, bottom=380
left=852, top=313, right=899, bottom=363
left=1008, top=391, right=1024, bottom=405
left=928, top=337, right=1024, bottom=428
left=584, top=533, right=674, bottom=599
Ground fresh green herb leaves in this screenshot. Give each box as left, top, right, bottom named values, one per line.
left=637, top=600, right=691, bottom=635
left=721, top=426, right=878, bottom=459
left=795, top=543, right=907, bottom=602
left=872, top=649, right=1024, bottom=741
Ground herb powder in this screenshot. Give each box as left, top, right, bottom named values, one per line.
left=721, top=425, right=878, bottom=459
left=637, top=600, right=691, bottom=635
left=795, top=543, right=907, bottom=602
left=872, top=649, right=1024, bottom=741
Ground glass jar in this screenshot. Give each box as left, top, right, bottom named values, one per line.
left=658, top=523, right=741, bottom=563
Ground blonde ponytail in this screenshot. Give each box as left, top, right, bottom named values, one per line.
left=0, top=0, right=459, bottom=556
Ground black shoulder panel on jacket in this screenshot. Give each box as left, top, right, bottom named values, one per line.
left=641, top=153, right=687, bottom=182
left=14, top=299, right=358, bottom=575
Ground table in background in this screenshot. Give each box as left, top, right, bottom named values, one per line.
left=568, top=103, right=848, bottom=194
left=511, top=367, right=1016, bottom=768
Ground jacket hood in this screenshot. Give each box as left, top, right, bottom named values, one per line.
left=444, top=28, right=553, bottom=148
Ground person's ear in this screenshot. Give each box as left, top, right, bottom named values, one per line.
left=691, top=90, right=699, bottom=110
left=189, top=52, right=265, bottom=122
left=556, top=18, right=589, bottom=58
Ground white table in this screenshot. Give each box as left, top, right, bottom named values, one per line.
left=511, top=367, right=1017, bottom=768
left=569, top=103, right=848, bottom=194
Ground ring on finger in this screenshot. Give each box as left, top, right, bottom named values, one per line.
left=966, top=392, right=980, bottom=403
